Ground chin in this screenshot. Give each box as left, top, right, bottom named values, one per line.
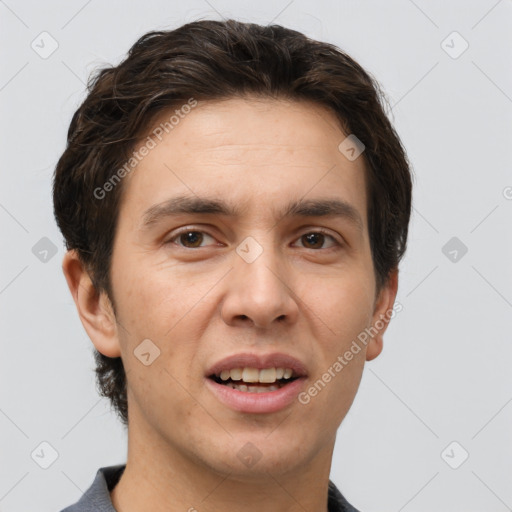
left=202, top=434, right=311, bottom=479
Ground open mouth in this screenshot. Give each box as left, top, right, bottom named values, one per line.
left=208, top=367, right=300, bottom=393
left=205, top=363, right=307, bottom=413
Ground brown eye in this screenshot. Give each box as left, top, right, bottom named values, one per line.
left=179, top=231, right=204, bottom=248
left=168, top=230, right=216, bottom=248
left=295, top=231, right=339, bottom=250
left=302, top=233, right=324, bottom=249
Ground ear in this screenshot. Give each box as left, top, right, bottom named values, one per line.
left=62, top=249, right=121, bottom=358
left=365, top=268, right=399, bottom=361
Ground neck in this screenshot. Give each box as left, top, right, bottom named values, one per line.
left=110, top=414, right=335, bottom=512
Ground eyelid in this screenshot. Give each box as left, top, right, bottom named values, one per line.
left=292, top=228, right=343, bottom=249
left=165, top=226, right=344, bottom=249
left=166, top=226, right=219, bottom=247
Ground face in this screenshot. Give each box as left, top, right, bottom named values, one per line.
left=70, top=96, right=397, bottom=479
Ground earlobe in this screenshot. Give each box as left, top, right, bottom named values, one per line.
left=62, top=250, right=122, bottom=358
left=365, top=268, right=399, bottom=362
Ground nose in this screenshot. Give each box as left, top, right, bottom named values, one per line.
left=220, top=242, right=300, bottom=330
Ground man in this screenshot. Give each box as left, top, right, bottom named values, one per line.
left=54, top=19, right=412, bottom=512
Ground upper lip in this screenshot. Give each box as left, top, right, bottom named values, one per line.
left=206, top=352, right=308, bottom=378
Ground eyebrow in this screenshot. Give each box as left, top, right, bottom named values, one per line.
left=140, top=195, right=363, bottom=232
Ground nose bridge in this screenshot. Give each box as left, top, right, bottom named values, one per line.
left=222, top=233, right=298, bottom=328
left=237, top=232, right=287, bottom=296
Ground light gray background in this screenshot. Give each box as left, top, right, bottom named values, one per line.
left=1, top=1, right=511, bottom=511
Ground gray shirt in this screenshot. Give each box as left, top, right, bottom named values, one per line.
left=59, top=464, right=360, bottom=512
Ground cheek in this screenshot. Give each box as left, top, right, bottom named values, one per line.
left=125, top=360, right=204, bottom=434
left=302, top=273, right=374, bottom=342
left=300, top=349, right=366, bottom=431
left=299, top=274, right=373, bottom=418
left=112, top=261, right=213, bottom=373
left=111, top=255, right=189, bottom=336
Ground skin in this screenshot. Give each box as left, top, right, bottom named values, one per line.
left=62, top=96, right=398, bottom=512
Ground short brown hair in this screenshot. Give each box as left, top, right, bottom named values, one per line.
left=53, top=19, right=413, bottom=427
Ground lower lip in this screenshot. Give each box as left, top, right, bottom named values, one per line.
left=205, top=377, right=306, bottom=414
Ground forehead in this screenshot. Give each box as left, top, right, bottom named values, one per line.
left=119, top=96, right=368, bottom=227
left=157, top=96, right=349, bottom=154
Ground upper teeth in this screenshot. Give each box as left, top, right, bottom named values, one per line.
left=218, top=367, right=294, bottom=383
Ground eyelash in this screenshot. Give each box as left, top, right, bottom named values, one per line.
left=165, top=227, right=342, bottom=251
